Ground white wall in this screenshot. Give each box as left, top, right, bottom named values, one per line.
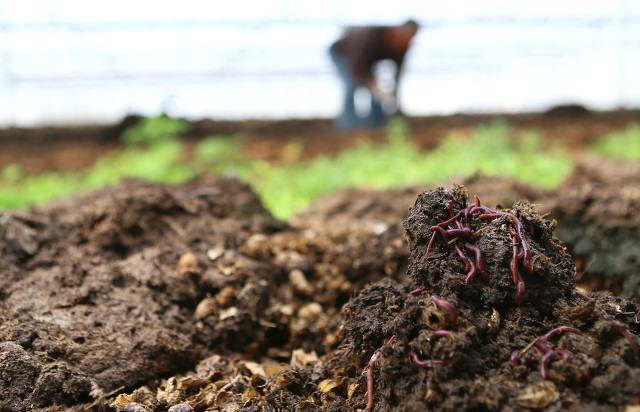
left=0, top=0, right=639, bottom=126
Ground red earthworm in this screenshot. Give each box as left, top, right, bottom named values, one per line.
left=539, top=326, right=582, bottom=343
left=534, top=340, right=552, bottom=354
left=464, top=243, right=490, bottom=281
left=431, top=294, right=458, bottom=326
left=509, top=350, right=522, bottom=365
left=454, top=243, right=477, bottom=285
left=410, top=287, right=427, bottom=296
left=409, top=352, right=452, bottom=367
left=434, top=209, right=465, bottom=228
left=511, top=235, right=525, bottom=305
left=358, top=336, right=396, bottom=412
left=432, top=329, right=452, bottom=337
left=482, top=210, right=533, bottom=272
left=430, top=226, right=452, bottom=245
left=425, top=194, right=535, bottom=304
left=575, top=290, right=590, bottom=301
left=507, top=215, right=533, bottom=272
left=539, top=350, right=557, bottom=379
left=507, top=225, right=521, bottom=243
left=425, top=231, right=437, bottom=258
left=445, top=228, right=474, bottom=239
left=478, top=212, right=504, bottom=219
left=512, top=326, right=583, bottom=379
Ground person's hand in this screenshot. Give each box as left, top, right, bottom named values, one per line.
left=370, top=85, right=395, bottom=103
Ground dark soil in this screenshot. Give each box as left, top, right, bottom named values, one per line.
left=1, top=173, right=639, bottom=411
left=550, top=155, right=640, bottom=298
left=1, top=110, right=640, bottom=410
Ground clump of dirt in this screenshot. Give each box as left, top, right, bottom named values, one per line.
left=0, top=176, right=283, bottom=408
left=336, top=186, right=639, bottom=411
left=552, top=155, right=640, bottom=298
left=404, top=186, right=572, bottom=307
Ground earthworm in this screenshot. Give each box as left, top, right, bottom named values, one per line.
left=424, top=194, right=536, bottom=304
left=454, top=243, right=477, bottom=285
left=511, top=234, right=525, bottom=305
left=358, top=335, right=396, bottom=412
left=539, top=326, right=582, bottom=343
left=431, top=294, right=458, bottom=326
left=510, top=326, right=583, bottom=379
left=409, top=287, right=427, bottom=296
left=464, top=243, right=490, bottom=281
left=425, top=231, right=438, bottom=258
left=409, top=352, right=452, bottom=367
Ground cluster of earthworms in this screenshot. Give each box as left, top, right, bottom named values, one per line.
left=510, top=326, right=584, bottom=379
left=357, top=294, right=457, bottom=411
left=355, top=192, right=640, bottom=410
left=510, top=296, right=640, bottom=380
left=426, top=195, right=534, bottom=304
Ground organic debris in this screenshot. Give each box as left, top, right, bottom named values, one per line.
left=0, top=179, right=639, bottom=411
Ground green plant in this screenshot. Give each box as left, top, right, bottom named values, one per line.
left=121, top=115, right=192, bottom=146
left=591, top=123, right=640, bottom=160
left=0, top=164, right=24, bottom=183
left=244, top=119, right=572, bottom=219
left=0, top=119, right=573, bottom=219
left=195, top=134, right=247, bottom=173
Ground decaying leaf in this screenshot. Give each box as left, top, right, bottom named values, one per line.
left=242, top=361, right=266, bottom=377
left=289, top=269, right=314, bottom=297
left=111, top=393, right=135, bottom=409
left=514, top=381, right=559, bottom=408
left=318, top=379, right=342, bottom=393
left=194, top=297, right=218, bottom=319
left=215, top=391, right=243, bottom=412
left=206, top=245, right=225, bottom=261
left=178, top=252, right=199, bottom=276
left=290, top=348, right=318, bottom=368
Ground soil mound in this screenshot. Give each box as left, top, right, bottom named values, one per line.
left=336, top=187, right=639, bottom=411
left=0, top=178, right=638, bottom=411
left=552, top=155, right=640, bottom=298
left=0, top=176, right=282, bottom=408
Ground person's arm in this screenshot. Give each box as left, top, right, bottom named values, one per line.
left=392, top=57, right=406, bottom=112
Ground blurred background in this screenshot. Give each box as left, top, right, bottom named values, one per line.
left=2, top=1, right=640, bottom=299
left=2, top=0, right=640, bottom=223
left=1, top=0, right=639, bottom=127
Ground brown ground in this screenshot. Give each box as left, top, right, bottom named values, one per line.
left=1, top=110, right=639, bottom=411
left=2, top=109, right=640, bottom=173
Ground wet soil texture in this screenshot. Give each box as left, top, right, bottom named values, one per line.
left=1, top=176, right=639, bottom=411
left=551, top=156, right=640, bottom=299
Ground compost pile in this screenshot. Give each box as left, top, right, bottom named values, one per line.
left=551, top=155, right=640, bottom=298
left=0, top=177, right=639, bottom=411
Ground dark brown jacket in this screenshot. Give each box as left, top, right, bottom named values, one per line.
left=330, top=26, right=408, bottom=84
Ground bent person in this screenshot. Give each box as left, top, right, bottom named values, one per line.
left=329, top=19, right=419, bottom=131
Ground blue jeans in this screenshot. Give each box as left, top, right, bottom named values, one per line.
left=329, top=46, right=386, bottom=131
